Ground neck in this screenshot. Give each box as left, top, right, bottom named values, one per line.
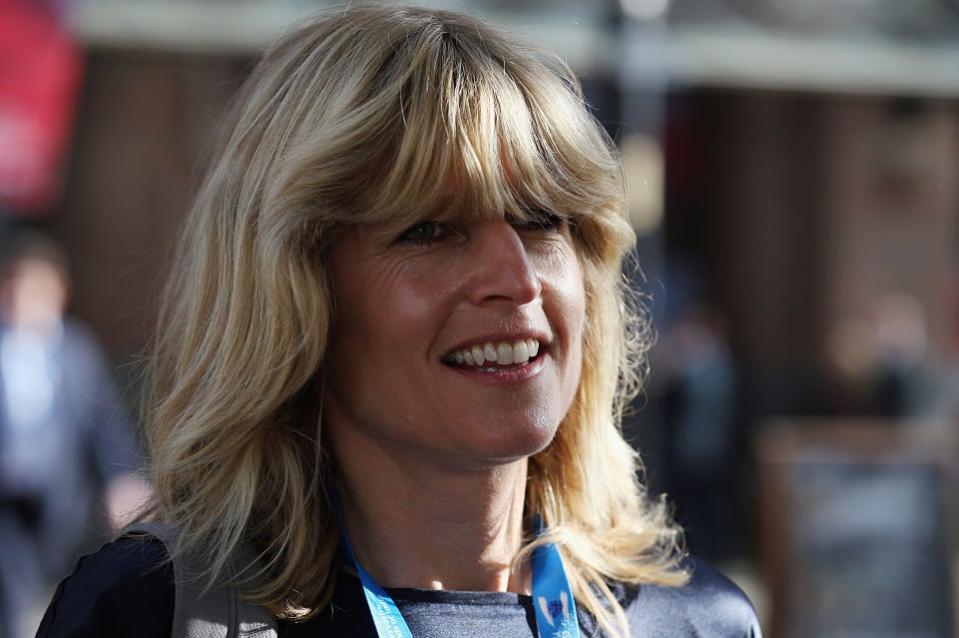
left=329, top=429, right=530, bottom=593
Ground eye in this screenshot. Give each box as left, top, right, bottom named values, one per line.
left=513, top=210, right=565, bottom=232
left=398, top=221, right=444, bottom=244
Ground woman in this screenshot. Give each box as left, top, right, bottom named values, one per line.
left=39, top=6, right=760, bottom=637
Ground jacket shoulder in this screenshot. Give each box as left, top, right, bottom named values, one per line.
left=623, top=556, right=763, bottom=637
left=37, top=536, right=174, bottom=638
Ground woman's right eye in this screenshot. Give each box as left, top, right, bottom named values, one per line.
left=399, top=221, right=444, bottom=244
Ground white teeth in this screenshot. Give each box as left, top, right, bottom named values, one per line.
left=527, top=338, right=539, bottom=357
left=513, top=340, right=530, bottom=364
left=446, top=338, right=542, bottom=368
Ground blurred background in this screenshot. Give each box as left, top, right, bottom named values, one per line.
left=3, top=0, right=959, bottom=635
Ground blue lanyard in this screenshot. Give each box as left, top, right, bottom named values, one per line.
left=331, top=488, right=580, bottom=638
left=529, top=524, right=580, bottom=638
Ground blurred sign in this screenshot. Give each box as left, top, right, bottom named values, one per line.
left=759, top=420, right=957, bottom=638
left=0, top=1, right=82, bottom=215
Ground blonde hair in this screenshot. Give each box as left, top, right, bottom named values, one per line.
left=144, top=5, right=687, bottom=636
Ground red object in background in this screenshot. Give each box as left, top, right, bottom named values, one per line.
left=0, top=0, right=82, bottom=216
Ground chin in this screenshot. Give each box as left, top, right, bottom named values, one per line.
left=459, top=411, right=561, bottom=466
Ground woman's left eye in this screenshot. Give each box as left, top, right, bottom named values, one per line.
left=399, top=221, right=444, bottom=244
left=513, top=210, right=565, bottom=232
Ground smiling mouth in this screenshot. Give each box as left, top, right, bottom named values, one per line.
left=442, top=338, right=542, bottom=371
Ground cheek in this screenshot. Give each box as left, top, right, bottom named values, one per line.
left=564, top=279, right=587, bottom=395
left=329, top=278, right=404, bottom=384
left=545, top=246, right=587, bottom=340
left=540, top=247, right=587, bottom=392
left=325, top=251, right=457, bottom=408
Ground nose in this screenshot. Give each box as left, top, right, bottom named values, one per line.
left=463, top=222, right=542, bottom=307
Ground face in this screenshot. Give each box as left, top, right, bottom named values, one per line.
left=0, top=259, right=67, bottom=332
left=323, top=213, right=586, bottom=471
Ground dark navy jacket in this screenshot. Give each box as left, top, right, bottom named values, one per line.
left=38, top=536, right=762, bottom=637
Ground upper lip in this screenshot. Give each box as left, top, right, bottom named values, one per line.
left=442, top=330, right=551, bottom=358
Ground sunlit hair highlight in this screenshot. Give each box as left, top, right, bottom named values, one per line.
left=144, top=6, right=686, bottom=637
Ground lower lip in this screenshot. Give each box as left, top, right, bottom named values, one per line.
left=444, top=353, right=547, bottom=385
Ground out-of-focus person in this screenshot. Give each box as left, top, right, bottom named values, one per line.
left=0, top=231, right=147, bottom=638
left=661, top=303, right=738, bottom=561
left=827, top=292, right=935, bottom=419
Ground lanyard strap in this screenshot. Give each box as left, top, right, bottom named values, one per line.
left=530, top=525, right=580, bottom=638
left=338, top=525, right=415, bottom=638
left=329, top=485, right=580, bottom=638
